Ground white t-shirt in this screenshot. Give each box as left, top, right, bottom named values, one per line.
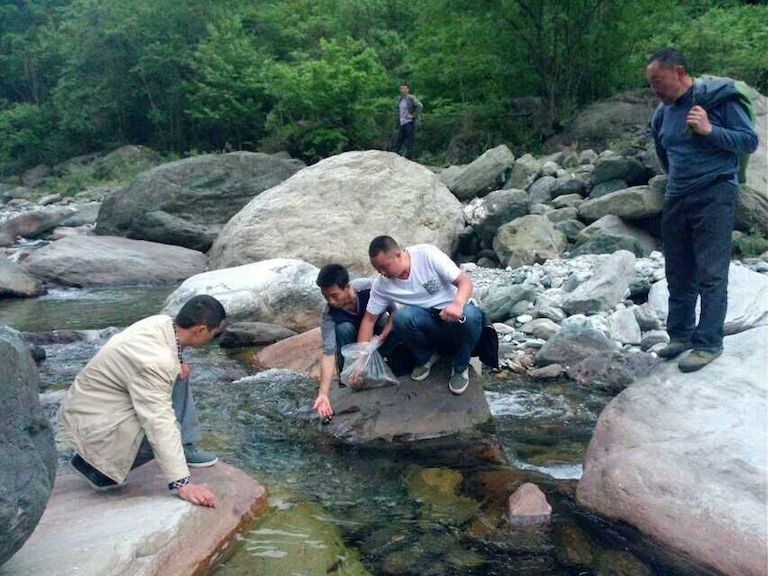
left=367, top=244, right=461, bottom=315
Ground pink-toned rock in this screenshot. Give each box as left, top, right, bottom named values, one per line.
left=506, top=482, right=551, bottom=528
left=0, top=461, right=267, bottom=576
left=251, top=327, right=322, bottom=378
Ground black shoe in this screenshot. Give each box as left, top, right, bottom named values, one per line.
left=70, top=453, right=120, bottom=491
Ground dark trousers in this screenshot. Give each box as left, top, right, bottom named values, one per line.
left=661, top=180, right=737, bottom=351
left=132, top=375, right=202, bottom=469
left=392, top=303, right=483, bottom=372
left=392, top=122, right=415, bottom=160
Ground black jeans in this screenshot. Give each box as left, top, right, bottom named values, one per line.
left=392, top=122, right=415, bottom=159
left=661, top=179, right=737, bottom=351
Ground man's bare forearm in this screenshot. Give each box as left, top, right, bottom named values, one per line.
left=318, top=354, right=336, bottom=396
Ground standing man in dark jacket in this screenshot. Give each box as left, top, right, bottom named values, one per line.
left=391, top=85, right=423, bottom=160
left=646, top=48, right=759, bottom=372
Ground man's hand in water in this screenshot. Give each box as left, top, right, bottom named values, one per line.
left=178, top=483, right=216, bottom=507
left=313, top=393, right=333, bottom=420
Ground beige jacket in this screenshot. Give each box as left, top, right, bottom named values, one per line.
left=58, top=315, right=189, bottom=484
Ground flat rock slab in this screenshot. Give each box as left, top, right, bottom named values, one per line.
left=0, top=461, right=267, bottom=576
left=326, top=362, right=491, bottom=444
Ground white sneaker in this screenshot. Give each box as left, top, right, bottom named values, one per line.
left=448, top=368, right=469, bottom=395
left=410, top=353, right=439, bottom=381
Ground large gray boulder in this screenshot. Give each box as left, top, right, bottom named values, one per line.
left=0, top=206, right=78, bottom=247
left=572, top=215, right=657, bottom=257
left=22, top=235, right=206, bottom=287
left=162, top=259, right=324, bottom=333
left=95, top=152, right=304, bottom=252
left=463, top=189, right=528, bottom=243
left=492, top=215, right=567, bottom=268
left=208, top=151, right=465, bottom=275
left=577, top=325, right=768, bottom=576
left=578, top=186, right=663, bottom=222
left=443, top=144, right=515, bottom=200
left=0, top=326, right=57, bottom=565
left=647, top=263, right=768, bottom=335
left=563, top=251, right=636, bottom=315
left=0, top=260, right=45, bottom=298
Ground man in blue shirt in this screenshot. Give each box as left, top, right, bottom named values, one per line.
left=646, top=48, right=759, bottom=372
left=391, top=85, right=423, bottom=160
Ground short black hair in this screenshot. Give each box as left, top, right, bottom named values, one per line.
left=368, top=235, right=400, bottom=259
left=175, top=295, right=226, bottom=329
left=647, top=48, right=688, bottom=74
left=316, top=264, right=349, bottom=289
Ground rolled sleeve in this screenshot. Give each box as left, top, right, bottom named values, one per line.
left=320, top=306, right=337, bottom=356
left=366, top=281, right=389, bottom=316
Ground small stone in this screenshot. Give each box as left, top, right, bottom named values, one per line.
left=633, top=302, right=661, bottom=331
left=506, top=483, right=551, bottom=528
left=641, top=330, right=669, bottom=351
left=520, top=318, right=561, bottom=340
left=530, top=364, right=563, bottom=379
left=493, top=323, right=515, bottom=335
left=606, top=308, right=641, bottom=345
left=536, top=306, right=567, bottom=323
left=38, top=193, right=62, bottom=206
left=516, top=314, right=534, bottom=324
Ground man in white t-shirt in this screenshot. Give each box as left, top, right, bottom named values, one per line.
left=357, top=235, right=483, bottom=395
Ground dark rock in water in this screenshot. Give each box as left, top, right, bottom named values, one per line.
left=96, top=151, right=304, bottom=252
left=219, top=321, right=297, bottom=348
left=0, top=325, right=57, bottom=565
left=231, top=363, right=492, bottom=445
left=22, top=330, right=92, bottom=346
left=28, top=343, right=46, bottom=364
left=566, top=350, right=658, bottom=393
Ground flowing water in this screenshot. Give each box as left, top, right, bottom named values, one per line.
left=1, top=287, right=710, bottom=576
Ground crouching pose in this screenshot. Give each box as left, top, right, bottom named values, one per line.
left=58, top=295, right=227, bottom=507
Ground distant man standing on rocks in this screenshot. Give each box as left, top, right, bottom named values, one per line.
left=646, top=48, right=758, bottom=372
left=58, top=295, right=227, bottom=507
left=391, top=85, right=423, bottom=160
left=357, top=236, right=483, bottom=395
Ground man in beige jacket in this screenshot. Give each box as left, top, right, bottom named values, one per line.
left=58, top=295, right=227, bottom=507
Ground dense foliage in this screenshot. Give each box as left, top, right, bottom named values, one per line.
left=1, top=0, right=765, bottom=174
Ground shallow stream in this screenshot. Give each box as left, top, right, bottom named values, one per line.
left=0, top=287, right=709, bottom=576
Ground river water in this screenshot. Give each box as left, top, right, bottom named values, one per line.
left=0, top=287, right=709, bottom=576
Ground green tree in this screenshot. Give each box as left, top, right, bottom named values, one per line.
left=263, top=37, right=389, bottom=161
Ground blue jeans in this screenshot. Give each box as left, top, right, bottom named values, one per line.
left=132, top=375, right=201, bottom=469
left=661, top=179, right=736, bottom=351
left=392, top=302, right=483, bottom=372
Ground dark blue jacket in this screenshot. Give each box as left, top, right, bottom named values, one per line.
left=650, top=77, right=759, bottom=197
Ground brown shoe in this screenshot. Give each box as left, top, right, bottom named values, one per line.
left=657, top=339, right=692, bottom=359
left=678, top=349, right=723, bottom=373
